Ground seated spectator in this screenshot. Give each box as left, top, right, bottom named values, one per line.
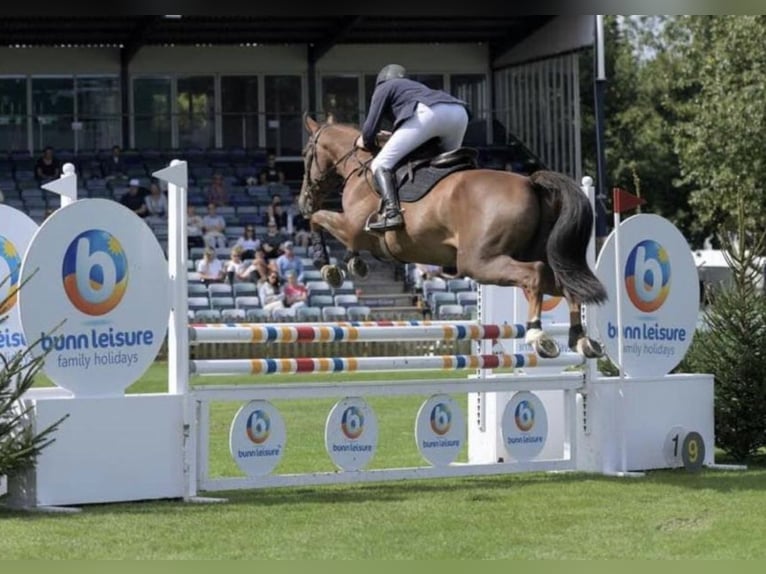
left=187, top=205, right=205, bottom=248
left=258, top=271, right=285, bottom=315
left=282, top=270, right=309, bottom=309
left=144, top=181, right=168, bottom=223
left=197, top=247, right=226, bottom=284
left=202, top=202, right=227, bottom=249
left=234, top=225, right=261, bottom=259
left=225, top=246, right=260, bottom=284
left=288, top=195, right=312, bottom=249
left=259, top=153, right=285, bottom=186
left=266, top=194, right=288, bottom=232
left=275, top=241, right=304, bottom=283
left=103, top=145, right=128, bottom=180
left=205, top=172, right=229, bottom=207
left=35, top=146, right=61, bottom=184
left=261, top=218, right=288, bottom=262
left=120, top=179, right=148, bottom=218
left=251, top=246, right=274, bottom=282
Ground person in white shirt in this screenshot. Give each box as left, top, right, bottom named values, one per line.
left=202, top=203, right=227, bottom=249
left=197, top=247, right=225, bottom=284
left=144, top=182, right=168, bottom=224
left=258, top=271, right=285, bottom=315
left=225, top=246, right=259, bottom=284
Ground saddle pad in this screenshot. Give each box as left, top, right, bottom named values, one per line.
left=395, top=162, right=476, bottom=203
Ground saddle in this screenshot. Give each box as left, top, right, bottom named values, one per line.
left=389, top=138, right=479, bottom=203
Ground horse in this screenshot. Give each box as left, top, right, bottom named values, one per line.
left=297, top=113, right=607, bottom=359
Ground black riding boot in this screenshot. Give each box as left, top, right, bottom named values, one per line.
left=367, top=167, right=404, bottom=231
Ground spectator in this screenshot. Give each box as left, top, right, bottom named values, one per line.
left=251, top=246, right=274, bottom=282
left=288, top=195, right=312, bottom=249
left=282, top=269, right=309, bottom=309
left=258, top=271, right=285, bottom=315
left=234, top=225, right=261, bottom=260
left=261, top=218, right=288, bottom=262
left=259, top=153, right=285, bottom=185
left=266, top=194, right=289, bottom=232
left=202, top=203, right=227, bottom=249
left=187, top=205, right=205, bottom=248
left=196, top=247, right=225, bottom=285
left=103, top=145, right=128, bottom=180
left=275, top=241, right=304, bottom=283
left=225, top=246, right=260, bottom=284
left=205, top=172, right=229, bottom=207
left=144, top=181, right=168, bottom=223
left=35, top=146, right=61, bottom=184
left=120, top=179, right=148, bottom=218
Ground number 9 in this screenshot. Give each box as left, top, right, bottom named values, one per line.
left=686, top=438, right=698, bottom=463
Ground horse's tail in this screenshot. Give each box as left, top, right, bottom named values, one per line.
left=530, top=170, right=608, bottom=306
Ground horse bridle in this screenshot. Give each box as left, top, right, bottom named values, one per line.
left=302, top=124, right=370, bottom=213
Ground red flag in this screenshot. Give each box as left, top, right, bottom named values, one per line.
left=612, top=187, right=646, bottom=214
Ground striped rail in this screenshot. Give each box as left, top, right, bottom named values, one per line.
left=189, top=322, right=571, bottom=344
left=190, top=352, right=585, bottom=376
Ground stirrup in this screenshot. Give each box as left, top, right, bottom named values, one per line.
left=366, top=209, right=403, bottom=232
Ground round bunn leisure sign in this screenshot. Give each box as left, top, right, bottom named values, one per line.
left=325, top=396, right=378, bottom=471
left=229, top=400, right=286, bottom=476
left=0, top=205, right=39, bottom=366
left=18, top=199, right=170, bottom=396
left=415, top=394, right=465, bottom=466
left=594, top=214, right=699, bottom=378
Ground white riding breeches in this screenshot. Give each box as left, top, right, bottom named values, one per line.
left=370, top=102, right=469, bottom=173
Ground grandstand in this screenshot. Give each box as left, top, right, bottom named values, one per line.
left=0, top=16, right=596, bottom=324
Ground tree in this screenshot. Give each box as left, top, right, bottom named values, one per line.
left=579, top=16, right=705, bottom=246
left=670, top=16, right=766, bottom=240
left=680, top=197, right=766, bottom=460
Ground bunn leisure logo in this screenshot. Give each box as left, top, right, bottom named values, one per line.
left=0, top=235, right=21, bottom=316
left=341, top=405, right=364, bottom=439
left=514, top=400, right=535, bottom=432
left=245, top=409, right=271, bottom=444
left=429, top=402, right=452, bottom=436
left=62, top=230, right=128, bottom=316
left=625, top=240, right=671, bottom=313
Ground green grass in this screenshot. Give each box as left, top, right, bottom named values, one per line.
left=2, top=363, right=765, bottom=559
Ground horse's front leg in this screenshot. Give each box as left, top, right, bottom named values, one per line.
left=310, top=209, right=352, bottom=288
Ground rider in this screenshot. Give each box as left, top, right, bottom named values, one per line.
left=355, top=64, right=470, bottom=231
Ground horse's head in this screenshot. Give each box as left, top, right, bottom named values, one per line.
left=298, top=113, right=357, bottom=217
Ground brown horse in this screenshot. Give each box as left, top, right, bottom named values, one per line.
left=298, top=114, right=607, bottom=358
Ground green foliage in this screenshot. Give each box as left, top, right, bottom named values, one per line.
left=580, top=16, right=703, bottom=245
left=679, top=198, right=766, bottom=460
left=0, top=283, right=68, bottom=480
left=669, top=16, right=766, bottom=239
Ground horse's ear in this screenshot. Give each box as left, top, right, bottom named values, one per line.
left=303, top=112, right=319, bottom=134
left=326, top=113, right=335, bottom=124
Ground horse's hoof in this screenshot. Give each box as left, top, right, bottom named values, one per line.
left=575, top=337, right=605, bottom=359
left=347, top=256, right=369, bottom=281
left=321, top=265, right=345, bottom=288
left=534, top=337, right=561, bottom=359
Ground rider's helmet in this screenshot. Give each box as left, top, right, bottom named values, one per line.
left=376, top=64, right=407, bottom=86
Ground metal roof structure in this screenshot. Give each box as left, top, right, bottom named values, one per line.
left=0, top=16, right=554, bottom=62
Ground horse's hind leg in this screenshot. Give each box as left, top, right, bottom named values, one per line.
left=461, top=255, right=560, bottom=358
left=566, top=300, right=604, bottom=358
